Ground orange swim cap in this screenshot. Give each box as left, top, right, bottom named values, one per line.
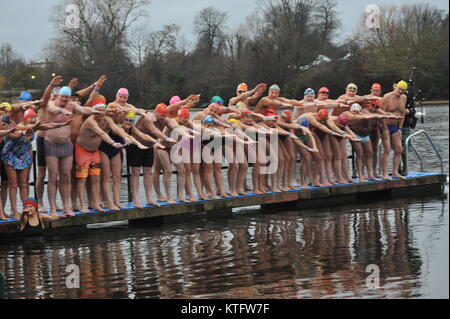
left=155, top=103, right=169, bottom=114
left=177, top=108, right=190, bottom=119
left=237, top=83, right=248, bottom=92
left=316, top=109, right=329, bottom=121
left=281, top=110, right=292, bottom=119
left=371, top=83, right=382, bottom=91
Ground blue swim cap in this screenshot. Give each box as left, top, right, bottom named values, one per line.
left=19, top=91, right=32, bottom=102
left=298, top=116, right=309, bottom=128
left=304, top=88, right=315, bottom=96
left=203, top=115, right=215, bottom=124
left=59, top=86, right=72, bottom=97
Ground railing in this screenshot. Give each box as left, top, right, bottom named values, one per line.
left=377, top=129, right=444, bottom=176
left=405, top=130, right=444, bottom=175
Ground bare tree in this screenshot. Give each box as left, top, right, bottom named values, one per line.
left=194, top=7, right=228, bottom=56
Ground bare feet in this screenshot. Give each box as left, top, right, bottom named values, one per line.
left=271, top=188, right=281, bottom=192
left=280, top=186, right=290, bottom=192
left=238, top=191, right=248, bottom=196
left=56, top=206, right=64, bottom=212
left=300, top=184, right=310, bottom=189
left=64, top=208, right=75, bottom=217
left=0, top=213, right=8, bottom=221
left=382, top=175, right=392, bottom=181
left=106, top=204, right=120, bottom=211
left=78, top=206, right=90, bottom=214
left=368, top=176, right=381, bottom=182
left=38, top=205, right=47, bottom=214
left=157, top=196, right=167, bottom=202
left=146, top=201, right=161, bottom=208
left=93, top=205, right=106, bottom=212
left=115, top=202, right=126, bottom=210
left=167, top=198, right=177, bottom=205
left=230, top=192, right=239, bottom=197
left=199, top=194, right=210, bottom=201
left=219, top=193, right=230, bottom=198
left=133, top=202, right=144, bottom=209
left=253, top=189, right=264, bottom=195
left=179, top=198, right=190, bottom=203
left=392, top=174, right=406, bottom=180
left=347, top=178, right=357, bottom=183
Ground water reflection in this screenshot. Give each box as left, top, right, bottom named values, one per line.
left=0, top=192, right=447, bottom=299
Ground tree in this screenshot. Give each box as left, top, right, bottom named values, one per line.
left=194, top=7, right=228, bottom=56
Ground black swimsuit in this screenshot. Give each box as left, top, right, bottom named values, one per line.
left=22, top=216, right=44, bottom=237
left=99, top=132, right=124, bottom=159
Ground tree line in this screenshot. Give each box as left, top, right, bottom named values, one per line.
left=1, top=0, right=448, bottom=106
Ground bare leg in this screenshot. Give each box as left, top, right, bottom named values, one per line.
left=203, top=163, right=219, bottom=199
left=297, top=146, right=312, bottom=188
left=381, top=129, right=392, bottom=181
left=184, top=163, right=196, bottom=201
left=77, top=177, right=89, bottom=213
left=192, top=163, right=209, bottom=200
left=152, top=153, right=165, bottom=202
left=17, top=167, right=31, bottom=206
left=351, top=142, right=366, bottom=182
left=157, top=149, right=176, bottom=204
left=90, top=174, right=105, bottom=212
left=5, top=165, right=19, bottom=219
left=329, top=136, right=347, bottom=184
left=100, top=153, right=119, bottom=211
left=362, top=142, right=379, bottom=181
left=130, top=167, right=143, bottom=209
left=283, top=139, right=297, bottom=189
left=391, top=132, right=405, bottom=180
left=59, top=156, right=74, bottom=216
left=214, top=163, right=229, bottom=198
left=46, top=157, right=60, bottom=216
left=338, top=139, right=354, bottom=183
left=36, top=165, right=47, bottom=212
left=71, top=166, right=79, bottom=211
left=321, top=135, right=336, bottom=185
left=111, top=154, right=124, bottom=209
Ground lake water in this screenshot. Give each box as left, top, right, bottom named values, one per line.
left=0, top=105, right=448, bottom=299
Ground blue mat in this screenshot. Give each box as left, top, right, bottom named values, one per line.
left=0, top=172, right=443, bottom=224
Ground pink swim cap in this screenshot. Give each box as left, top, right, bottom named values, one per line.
left=116, top=88, right=129, bottom=98
left=169, top=96, right=181, bottom=105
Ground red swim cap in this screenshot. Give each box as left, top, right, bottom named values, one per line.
left=316, top=109, right=329, bottom=121
left=265, top=109, right=278, bottom=117
left=371, top=83, right=382, bottom=91
left=24, top=198, right=38, bottom=209
left=281, top=110, right=292, bottom=119
left=24, top=108, right=37, bottom=120
left=318, top=87, right=330, bottom=94
left=338, top=114, right=349, bottom=126
left=177, top=108, right=190, bottom=119
left=155, top=103, right=169, bottom=114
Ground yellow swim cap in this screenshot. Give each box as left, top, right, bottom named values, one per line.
left=0, top=102, right=12, bottom=112
left=229, top=118, right=240, bottom=126
left=125, top=111, right=136, bottom=120
left=396, top=80, right=408, bottom=91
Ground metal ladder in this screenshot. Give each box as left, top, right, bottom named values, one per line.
left=377, top=129, right=444, bottom=176
left=404, top=130, right=444, bottom=175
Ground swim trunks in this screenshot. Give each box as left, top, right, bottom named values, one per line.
left=355, top=134, right=371, bottom=143
left=99, top=132, right=124, bottom=159
left=75, top=144, right=101, bottom=178
left=126, top=145, right=154, bottom=168
left=388, top=125, right=401, bottom=135
left=44, top=139, right=73, bottom=159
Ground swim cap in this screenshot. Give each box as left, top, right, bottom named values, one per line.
left=304, top=88, right=315, bottom=96
left=1, top=115, right=10, bottom=124
left=237, top=83, right=248, bottom=92
left=264, top=116, right=278, bottom=122
left=211, top=96, right=224, bottom=104
left=0, top=102, right=12, bottom=112
left=59, top=86, right=72, bottom=97
left=318, top=87, right=330, bottom=94
left=243, top=111, right=253, bottom=117
left=51, top=86, right=61, bottom=95
left=116, top=88, right=129, bottom=98
left=92, top=103, right=106, bottom=110
left=24, top=108, right=37, bottom=120
left=371, top=83, right=382, bottom=91
left=19, top=91, right=32, bottom=102
left=297, top=116, right=309, bottom=128
left=350, top=103, right=362, bottom=112
left=155, top=103, right=169, bottom=114
left=269, top=84, right=281, bottom=92
left=229, top=118, right=240, bottom=125
left=169, top=96, right=181, bottom=105
left=203, top=115, right=215, bottom=124
left=281, top=110, right=292, bottom=119
left=346, top=83, right=358, bottom=91
left=71, top=92, right=82, bottom=99
left=93, top=95, right=107, bottom=106
left=125, top=111, right=136, bottom=120
left=24, top=198, right=38, bottom=210
left=177, top=108, right=190, bottom=119
left=316, top=109, right=329, bottom=121
left=396, top=80, right=408, bottom=91
left=265, top=109, right=278, bottom=117
left=337, top=114, right=349, bottom=126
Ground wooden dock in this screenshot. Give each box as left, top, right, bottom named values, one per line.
left=0, top=172, right=446, bottom=237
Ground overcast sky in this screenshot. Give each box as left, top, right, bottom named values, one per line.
left=0, top=0, right=448, bottom=61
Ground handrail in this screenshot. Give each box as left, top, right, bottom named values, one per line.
left=405, top=130, right=444, bottom=175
